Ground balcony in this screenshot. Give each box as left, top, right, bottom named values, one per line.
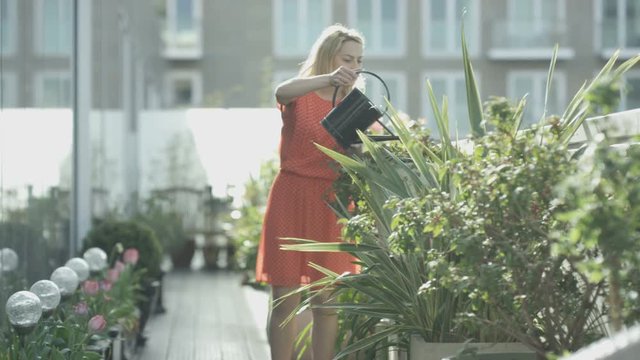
left=488, top=19, right=574, bottom=60
left=162, top=19, right=203, bottom=60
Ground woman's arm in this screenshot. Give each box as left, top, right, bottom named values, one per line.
left=275, top=75, right=332, bottom=105
left=275, top=66, right=359, bottom=105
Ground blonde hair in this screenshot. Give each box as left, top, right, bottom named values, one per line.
left=298, top=24, right=365, bottom=77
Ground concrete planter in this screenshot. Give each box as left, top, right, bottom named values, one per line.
left=409, top=334, right=536, bottom=360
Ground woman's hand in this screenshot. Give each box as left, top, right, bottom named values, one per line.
left=328, top=66, right=359, bottom=87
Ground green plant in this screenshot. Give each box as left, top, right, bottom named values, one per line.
left=280, top=26, right=640, bottom=359
left=135, top=194, right=187, bottom=255
left=82, top=219, right=163, bottom=280
left=230, top=156, right=278, bottom=283
left=554, top=135, right=640, bottom=332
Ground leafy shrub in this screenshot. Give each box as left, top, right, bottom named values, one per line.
left=82, top=219, right=163, bottom=280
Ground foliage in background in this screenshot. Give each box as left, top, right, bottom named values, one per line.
left=231, top=157, right=279, bottom=284
left=83, top=219, right=163, bottom=281
left=134, top=194, right=187, bottom=255
left=554, top=135, right=640, bottom=333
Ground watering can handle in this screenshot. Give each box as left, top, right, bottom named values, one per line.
left=331, top=70, right=391, bottom=114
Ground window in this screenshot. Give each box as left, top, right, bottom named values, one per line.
left=0, top=73, right=18, bottom=107
left=506, top=0, right=566, bottom=47
left=1, top=0, right=16, bottom=55
left=164, top=0, right=203, bottom=58
left=422, top=72, right=474, bottom=138
left=363, top=71, right=407, bottom=121
left=507, top=71, right=566, bottom=127
left=274, top=0, right=331, bottom=57
left=422, top=0, right=479, bottom=57
left=165, top=72, right=202, bottom=107
left=347, top=0, right=407, bottom=56
left=34, top=0, right=72, bottom=56
left=35, top=72, right=72, bottom=107
left=599, top=0, right=640, bottom=50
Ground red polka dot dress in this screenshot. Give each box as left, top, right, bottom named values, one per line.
left=255, top=91, right=358, bottom=287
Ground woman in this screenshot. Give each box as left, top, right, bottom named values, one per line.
left=255, top=24, right=364, bottom=359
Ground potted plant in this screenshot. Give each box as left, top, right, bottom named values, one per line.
left=135, top=195, right=192, bottom=269
left=82, top=219, right=163, bottom=348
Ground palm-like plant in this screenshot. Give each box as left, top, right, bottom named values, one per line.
left=281, top=25, right=640, bottom=358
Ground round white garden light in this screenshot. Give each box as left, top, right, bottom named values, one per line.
left=50, top=266, right=79, bottom=297
left=65, top=257, right=90, bottom=281
left=30, top=280, right=61, bottom=314
left=83, top=247, right=108, bottom=272
left=5, top=291, right=42, bottom=333
left=0, top=248, right=19, bottom=272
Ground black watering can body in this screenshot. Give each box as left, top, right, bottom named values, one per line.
left=320, top=70, right=399, bottom=149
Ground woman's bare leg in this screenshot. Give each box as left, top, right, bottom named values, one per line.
left=269, top=286, right=301, bottom=360
left=310, top=290, right=339, bottom=360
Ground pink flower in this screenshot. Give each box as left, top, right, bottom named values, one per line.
left=100, top=280, right=112, bottom=292
left=123, top=248, right=139, bottom=265
left=107, top=268, right=120, bottom=282
left=88, top=315, right=107, bottom=333
left=114, top=260, right=126, bottom=272
left=74, top=301, right=89, bottom=315
left=82, top=280, right=100, bottom=296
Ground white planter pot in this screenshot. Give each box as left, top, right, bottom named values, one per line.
left=409, top=334, right=535, bottom=360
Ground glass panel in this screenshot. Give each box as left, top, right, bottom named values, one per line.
left=513, top=76, right=536, bottom=125
left=381, top=0, right=398, bottom=50
left=454, top=78, right=469, bottom=136
left=625, top=78, right=640, bottom=110
left=357, top=0, right=373, bottom=50
left=626, top=0, right=640, bottom=46
left=173, top=79, right=193, bottom=106
left=176, top=0, right=194, bottom=32
left=454, top=0, right=473, bottom=51
left=281, top=0, right=298, bottom=53
left=306, top=0, right=326, bottom=50
left=1, top=0, right=73, bottom=298
left=512, top=0, right=533, bottom=20
left=602, top=0, right=618, bottom=48
left=541, top=0, right=557, bottom=19
left=41, top=76, right=71, bottom=108
left=40, top=0, right=72, bottom=54
left=0, top=0, right=11, bottom=53
left=429, top=0, right=447, bottom=50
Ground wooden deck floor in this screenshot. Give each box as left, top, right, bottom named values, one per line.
left=136, top=270, right=271, bottom=360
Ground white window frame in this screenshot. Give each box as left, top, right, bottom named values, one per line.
left=346, top=0, right=407, bottom=57
left=165, top=0, right=203, bottom=59
left=421, top=71, right=479, bottom=138
left=421, top=0, right=480, bottom=58
left=33, top=0, right=72, bottom=56
left=507, top=70, right=567, bottom=126
left=164, top=71, right=203, bottom=107
left=595, top=0, right=640, bottom=58
left=0, top=72, right=18, bottom=108
left=34, top=71, right=72, bottom=108
left=1, top=0, right=17, bottom=56
left=273, top=0, right=332, bottom=58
